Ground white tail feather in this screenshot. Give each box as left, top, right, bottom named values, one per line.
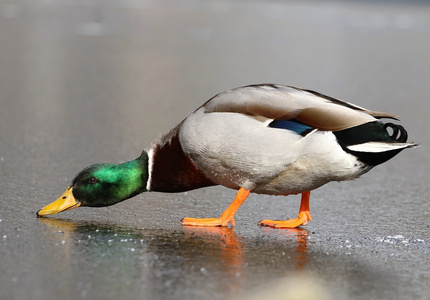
left=347, top=142, right=417, bottom=153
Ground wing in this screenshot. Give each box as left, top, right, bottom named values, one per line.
left=202, top=84, right=397, bottom=131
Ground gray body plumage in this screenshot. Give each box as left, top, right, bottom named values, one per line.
left=177, top=85, right=414, bottom=195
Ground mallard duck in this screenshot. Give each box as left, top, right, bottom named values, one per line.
left=37, top=84, right=416, bottom=228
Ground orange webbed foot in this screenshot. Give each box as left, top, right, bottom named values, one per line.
left=259, top=211, right=312, bottom=228
left=181, top=216, right=235, bottom=227
left=259, top=191, right=312, bottom=229
left=181, top=188, right=250, bottom=227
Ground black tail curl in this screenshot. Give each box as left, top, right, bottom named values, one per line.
left=383, top=123, right=408, bottom=143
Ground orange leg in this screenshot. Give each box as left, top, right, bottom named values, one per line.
left=181, top=188, right=250, bottom=227
left=259, top=191, right=312, bottom=228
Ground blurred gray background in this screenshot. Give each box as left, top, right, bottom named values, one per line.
left=0, top=1, right=429, bottom=300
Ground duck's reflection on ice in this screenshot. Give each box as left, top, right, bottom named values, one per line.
left=38, top=218, right=333, bottom=299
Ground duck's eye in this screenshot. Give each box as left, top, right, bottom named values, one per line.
left=88, top=177, right=98, bottom=184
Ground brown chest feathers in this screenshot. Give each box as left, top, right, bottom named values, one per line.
left=147, top=123, right=215, bottom=193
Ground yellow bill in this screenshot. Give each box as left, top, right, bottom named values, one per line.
left=37, top=186, right=81, bottom=216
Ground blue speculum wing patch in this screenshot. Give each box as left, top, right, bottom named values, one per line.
left=268, top=120, right=313, bottom=136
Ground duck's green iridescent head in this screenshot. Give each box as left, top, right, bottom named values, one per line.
left=37, top=152, right=148, bottom=216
